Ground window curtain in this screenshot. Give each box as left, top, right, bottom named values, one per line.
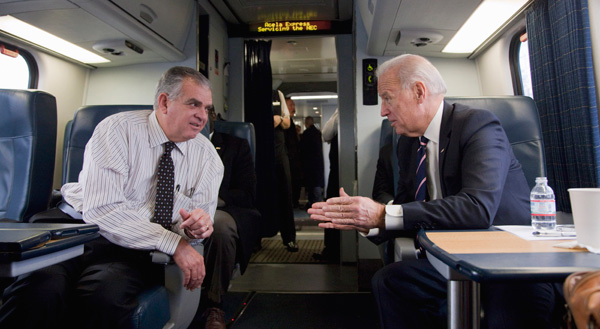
left=526, top=0, right=599, bottom=212
left=244, top=40, right=277, bottom=236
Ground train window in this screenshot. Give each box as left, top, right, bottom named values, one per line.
left=0, top=42, right=38, bottom=89
left=510, top=30, right=533, bottom=98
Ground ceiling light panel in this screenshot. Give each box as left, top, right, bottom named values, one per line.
left=443, top=0, right=530, bottom=54
left=0, top=15, right=109, bottom=64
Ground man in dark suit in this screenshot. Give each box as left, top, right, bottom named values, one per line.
left=202, top=107, right=262, bottom=328
left=309, top=54, right=561, bottom=328
left=300, top=116, right=325, bottom=209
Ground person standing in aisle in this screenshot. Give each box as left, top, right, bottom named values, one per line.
left=272, top=91, right=298, bottom=252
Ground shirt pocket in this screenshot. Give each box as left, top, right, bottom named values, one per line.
left=172, top=190, right=192, bottom=218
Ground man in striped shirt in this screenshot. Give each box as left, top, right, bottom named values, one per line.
left=0, top=67, right=224, bottom=328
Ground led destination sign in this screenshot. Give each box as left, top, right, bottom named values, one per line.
left=253, top=21, right=331, bottom=33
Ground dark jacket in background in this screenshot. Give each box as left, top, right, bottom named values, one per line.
left=300, top=125, right=325, bottom=188
left=211, top=131, right=261, bottom=274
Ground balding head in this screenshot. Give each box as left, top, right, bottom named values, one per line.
left=376, top=54, right=447, bottom=96
left=376, top=54, right=446, bottom=137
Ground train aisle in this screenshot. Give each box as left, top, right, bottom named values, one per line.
left=190, top=210, right=380, bottom=328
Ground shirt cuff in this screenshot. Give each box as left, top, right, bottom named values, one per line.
left=361, top=203, right=403, bottom=237
left=361, top=228, right=379, bottom=237
left=156, top=230, right=182, bottom=255
left=385, top=204, right=404, bottom=230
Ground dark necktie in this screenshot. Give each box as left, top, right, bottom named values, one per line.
left=415, top=136, right=428, bottom=202
left=154, top=141, right=176, bottom=230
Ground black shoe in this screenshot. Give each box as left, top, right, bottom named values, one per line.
left=312, top=252, right=327, bottom=261
left=312, top=252, right=338, bottom=263
left=204, top=307, right=226, bottom=329
left=285, top=241, right=299, bottom=252
left=312, top=248, right=339, bottom=262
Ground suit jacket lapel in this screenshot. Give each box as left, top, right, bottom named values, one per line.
left=438, top=101, right=455, bottom=197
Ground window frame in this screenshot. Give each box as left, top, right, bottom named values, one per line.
left=509, top=28, right=528, bottom=96
left=0, top=41, right=39, bottom=89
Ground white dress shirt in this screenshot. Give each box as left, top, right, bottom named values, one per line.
left=322, top=109, right=339, bottom=143
left=62, top=110, right=224, bottom=255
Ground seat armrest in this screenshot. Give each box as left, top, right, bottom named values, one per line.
left=49, top=189, right=64, bottom=209
left=155, top=243, right=204, bottom=329
left=396, top=237, right=419, bottom=261
left=150, top=251, right=172, bottom=265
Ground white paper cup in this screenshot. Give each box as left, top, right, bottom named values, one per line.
left=568, top=188, right=600, bottom=253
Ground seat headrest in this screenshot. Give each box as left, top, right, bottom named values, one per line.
left=214, top=121, right=256, bottom=162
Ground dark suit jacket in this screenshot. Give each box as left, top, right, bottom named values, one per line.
left=377, top=101, right=530, bottom=241
left=372, top=143, right=395, bottom=204
left=300, top=125, right=325, bottom=188
left=211, top=131, right=261, bottom=274
left=284, top=124, right=302, bottom=175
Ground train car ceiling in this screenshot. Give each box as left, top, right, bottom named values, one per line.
left=0, top=0, right=194, bottom=67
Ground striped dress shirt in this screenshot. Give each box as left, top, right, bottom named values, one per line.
left=61, top=110, right=224, bottom=255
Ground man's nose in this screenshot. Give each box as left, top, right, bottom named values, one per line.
left=196, top=108, right=208, bottom=120
left=380, top=105, right=388, bottom=117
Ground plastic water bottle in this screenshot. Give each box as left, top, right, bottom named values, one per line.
left=530, top=177, right=556, bottom=231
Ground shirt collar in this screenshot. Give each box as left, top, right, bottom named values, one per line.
left=423, top=99, right=444, bottom=144
left=148, top=111, right=186, bottom=155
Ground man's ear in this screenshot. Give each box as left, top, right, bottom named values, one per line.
left=157, top=93, right=169, bottom=114
left=414, top=81, right=426, bottom=103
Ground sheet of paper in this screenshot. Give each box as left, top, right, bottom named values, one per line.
left=494, top=225, right=577, bottom=241
left=553, top=240, right=599, bottom=254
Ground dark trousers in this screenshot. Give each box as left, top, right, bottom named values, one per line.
left=371, top=258, right=563, bottom=329
left=202, top=210, right=239, bottom=305
left=306, top=186, right=323, bottom=209
left=276, top=157, right=296, bottom=244
left=289, top=157, right=302, bottom=208
left=0, top=237, right=163, bottom=329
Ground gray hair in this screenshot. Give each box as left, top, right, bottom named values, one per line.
left=375, top=54, right=447, bottom=96
left=154, top=66, right=211, bottom=110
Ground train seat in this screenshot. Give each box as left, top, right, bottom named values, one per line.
left=61, top=104, right=204, bottom=329
left=212, top=120, right=257, bottom=281
left=214, top=120, right=256, bottom=162
left=379, top=96, right=546, bottom=263
left=0, top=89, right=57, bottom=222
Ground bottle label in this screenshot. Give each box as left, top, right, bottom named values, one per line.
left=531, top=199, right=556, bottom=215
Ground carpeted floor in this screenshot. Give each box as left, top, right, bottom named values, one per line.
left=249, top=239, right=325, bottom=264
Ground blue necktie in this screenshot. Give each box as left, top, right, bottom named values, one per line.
left=154, top=142, right=175, bottom=230
left=415, top=136, right=428, bottom=202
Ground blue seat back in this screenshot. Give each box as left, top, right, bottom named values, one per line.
left=0, top=89, right=57, bottom=221
left=214, top=120, right=256, bottom=162
left=445, top=96, right=546, bottom=188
